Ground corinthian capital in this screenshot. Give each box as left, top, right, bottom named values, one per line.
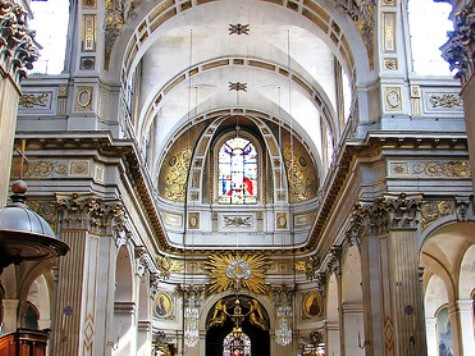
left=0, top=0, right=39, bottom=83
left=384, top=193, right=421, bottom=230
left=56, top=193, right=125, bottom=234
left=441, top=2, right=475, bottom=85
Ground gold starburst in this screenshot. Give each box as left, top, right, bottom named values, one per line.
left=204, top=253, right=269, bottom=295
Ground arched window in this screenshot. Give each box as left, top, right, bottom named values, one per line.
left=23, top=302, right=39, bottom=330
left=218, top=137, right=257, bottom=204
left=223, top=331, right=251, bottom=356
left=436, top=306, right=453, bottom=356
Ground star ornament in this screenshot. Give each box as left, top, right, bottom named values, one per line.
left=205, top=253, right=269, bottom=295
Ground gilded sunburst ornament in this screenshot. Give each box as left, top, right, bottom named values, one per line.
left=204, top=253, right=269, bottom=295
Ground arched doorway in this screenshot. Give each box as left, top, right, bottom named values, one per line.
left=205, top=295, right=270, bottom=356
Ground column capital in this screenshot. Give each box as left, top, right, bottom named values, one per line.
left=441, top=2, right=475, bottom=86
left=384, top=193, right=422, bottom=230
left=56, top=192, right=125, bottom=235
left=0, top=0, right=39, bottom=85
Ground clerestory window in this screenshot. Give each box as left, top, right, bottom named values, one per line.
left=218, top=137, right=258, bottom=204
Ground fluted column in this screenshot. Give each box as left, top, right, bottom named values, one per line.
left=51, top=193, right=125, bottom=356
left=351, top=194, right=427, bottom=356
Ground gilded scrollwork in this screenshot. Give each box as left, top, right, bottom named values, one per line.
left=334, top=0, right=376, bottom=68
left=282, top=132, right=318, bottom=202
left=25, top=160, right=67, bottom=177
left=19, top=92, right=49, bottom=108
left=224, top=215, right=252, bottom=227
left=420, top=201, right=452, bottom=231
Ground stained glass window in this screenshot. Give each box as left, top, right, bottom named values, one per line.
left=218, top=137, right=257, bottom=204
left=223, top=331, right=251, bottom=356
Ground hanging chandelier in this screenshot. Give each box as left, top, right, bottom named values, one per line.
left=275, top=294, right=292, bottom=346
left=184, top=292, right=200, bottom=347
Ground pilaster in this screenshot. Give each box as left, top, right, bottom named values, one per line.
left=456, top=299, right=475, bottom=355
left=354, top=194, right=427, bottom=356
left=51, top=193, right=125, bottom=356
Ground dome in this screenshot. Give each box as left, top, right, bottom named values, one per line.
left=0, top=180, right=68, bottom=265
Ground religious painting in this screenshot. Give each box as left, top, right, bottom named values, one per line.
left=303, top=292, right=322, bottom=318
left=218, top=137, right=257, bottom=204
left=154, top=292, right=173, bottom=318
left=436, top=306, right=453, bottom=356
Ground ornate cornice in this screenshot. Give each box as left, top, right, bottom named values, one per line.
left=0, top=0, right=39, bottom=84
left=441, top=1, right=475, bottom=85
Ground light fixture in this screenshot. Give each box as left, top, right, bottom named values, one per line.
left=184, top=292, right=199, bottom=347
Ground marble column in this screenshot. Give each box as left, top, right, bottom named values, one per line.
left=352, top=194, right=427, bottom=356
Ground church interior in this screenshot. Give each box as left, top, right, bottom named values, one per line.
left=0, top=0, right=474, bottom=355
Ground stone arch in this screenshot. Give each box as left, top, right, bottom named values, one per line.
left=25, top=273, right=52, bottom=330
left=421, top=221, right=475, bottom=356
left=108, top=0, right=370, bottom=86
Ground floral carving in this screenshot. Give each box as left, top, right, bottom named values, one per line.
left=420, top=201, right=452, bottom=231
left=413, top=161, right=471, bottom=178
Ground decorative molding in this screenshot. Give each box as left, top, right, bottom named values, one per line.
left=75, top=86, right=93, bottom=111
left=27, top=200, right=58, bottom=233
left=382, top=12, right=396, bottom=52
left=420, top=201, right=452, bottom=231
left=228, top=81, right=247, bottom=92
left=384, top=58, right=397, bottom=70
left=24, top=160, right=67, bottom=177
left=229, top=23, right=249, bottom=35
left=334, top=0, right=376, bottom=69
left=82, top=14, right=96, bottom=52
left=428, top=94, right=462, bottom=108
left=19, top=92, right=50, bottom=108
left=275, top=212, right=288, bottom=229
left=300, top=256, right=321, bottom=281
left=455, top=197, right=471, bottom=222
left=384, top=87, right=402, bottom=111
left=413, top=161, right=471, bottom=178
left=223, top=215, right=252, bottom=227
left=327, top=245, right=343, bottom=275
left=441, top=3, right=475, bottom=85
left=104, top=0, right=140, bottom=69
left=188, top=212, right=200, bottom=229
left=0, top=0, right=39, bottom=83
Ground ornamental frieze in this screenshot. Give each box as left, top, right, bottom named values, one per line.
left=389, top=160, right=471, bottom=179
left=25, top=160, right=67, bottom=177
